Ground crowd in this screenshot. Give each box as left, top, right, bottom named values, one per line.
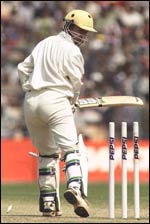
left=1, top=1, right=149, bottom=140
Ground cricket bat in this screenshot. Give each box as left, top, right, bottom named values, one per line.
left=75, top=96, right=144, bottom=108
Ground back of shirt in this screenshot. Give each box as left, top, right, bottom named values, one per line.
left=18, top=31, right=84, bottom=101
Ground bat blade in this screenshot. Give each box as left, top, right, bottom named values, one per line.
left=76, top=96, right=144, bottom=108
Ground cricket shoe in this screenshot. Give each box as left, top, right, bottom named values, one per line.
left=43, top=210, right=62, bottom=217
left=42, top=201, right=62, bottom=217
left=64, top=187, right=89, bottom=217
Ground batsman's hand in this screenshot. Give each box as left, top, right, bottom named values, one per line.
left=71, top=104, right=77, bottom=113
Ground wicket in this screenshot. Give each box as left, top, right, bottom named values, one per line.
left=108, top=121, right=140, bottom=219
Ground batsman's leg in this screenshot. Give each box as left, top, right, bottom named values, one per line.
left=38, top=154, right=62, bottom=217
left=63, top=149, right=89, bottom=217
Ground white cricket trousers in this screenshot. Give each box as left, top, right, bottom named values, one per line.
left=24, top=89, right=78, bottom=156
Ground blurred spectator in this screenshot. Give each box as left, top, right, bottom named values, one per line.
left=140, top=93, right=149, bottom=139
left=117, top=2, right=144, bottom=27
left=1, top=1, right=149, bottom=140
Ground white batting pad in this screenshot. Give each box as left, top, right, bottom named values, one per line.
left=38, top=157, right=59, bottom=202
left=78, top=134, right=88, bottom=197
left=65, top=152, right=82, bottom=190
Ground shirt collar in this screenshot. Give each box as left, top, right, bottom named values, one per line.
left=58, top=31, right=74, bottom=44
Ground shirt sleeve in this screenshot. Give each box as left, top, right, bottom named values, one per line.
left=64, top=49, right=84, bottom=104
left=17, top=54, right=34, bottom=91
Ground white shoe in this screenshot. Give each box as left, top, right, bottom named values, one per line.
left=42, top=210, right=62, bottom=217
left=42, top=211, right=55, bottom=217
left=42, top=201, right=62, bottom=217
left=64, top=188, right=89, bottom=217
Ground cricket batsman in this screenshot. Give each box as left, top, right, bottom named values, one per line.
left=17, top=9, right=97, bottom=217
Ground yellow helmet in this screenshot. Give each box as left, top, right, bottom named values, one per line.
left=64, top=9, right=97, bottom=33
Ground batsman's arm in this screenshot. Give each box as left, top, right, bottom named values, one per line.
left=17, top=54, right=34, bottom=91
left=64, top=50, right=84, bottom=105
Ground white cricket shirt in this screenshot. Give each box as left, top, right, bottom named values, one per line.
left=17, top=31, right=84, bottom=103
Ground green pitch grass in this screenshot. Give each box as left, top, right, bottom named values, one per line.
left=1, top=183, right=149, bottom=223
